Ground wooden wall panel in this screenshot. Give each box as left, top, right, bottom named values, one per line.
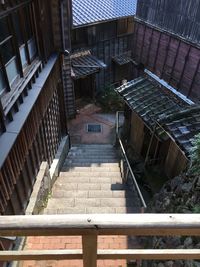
left=164, top=141, right=188, bottom=179
left=0, top=60, right=66, bottom=215
left=133, top=21, right=200, bottom=102
left=130, top=112, right=144, bottom=155
left=137, top=0, right=200, bottom=44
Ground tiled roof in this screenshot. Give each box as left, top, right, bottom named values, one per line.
left=160, top=106, right=200, bottom=155
left=115, top=76, right=189, bottom=138
left=115, top=76, right=200, bottom=155
left=72, top=0, right=137, bottom=27
left=112, top=52, right=133, bottom=65
left=71, top=50, right=106, bottom=79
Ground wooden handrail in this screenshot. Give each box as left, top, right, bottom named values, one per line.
left=0, top=214, right=200, bottom=266
left=0, top=214, right=200, bottom=236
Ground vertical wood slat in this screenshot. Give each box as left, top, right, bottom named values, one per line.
left=82, top=235, right=97, bottom=267
left=0, top=58, right=66, bottom=215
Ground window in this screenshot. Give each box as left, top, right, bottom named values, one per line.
left=0, top=4, right=37, bottom=95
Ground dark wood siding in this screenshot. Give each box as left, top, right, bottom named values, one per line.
left=137, top=0, right=200, bottom=44
left=0, top=57, right=67, bottom=215
left=71, top=19, right=135, bottom=92
left=133, top=21, right=200, bottom=102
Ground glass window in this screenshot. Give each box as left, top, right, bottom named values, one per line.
left=6, top=58, right=20, bottom=85
left=28, top=38, right=36, bottom=59
left=20, top=46, right=28, bottom=67
left=0, top=4, right=38, bottom=95
left=0, top=17, right=10, bottom=43
left=0, top=69, right=6, bottom=94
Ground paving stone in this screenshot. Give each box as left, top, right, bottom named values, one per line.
left=52, top=190, right=88, bottom=198
left=100, top=198, right=135, bottom=207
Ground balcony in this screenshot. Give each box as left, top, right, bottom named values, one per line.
left=0, top=214, right=200, bottom=267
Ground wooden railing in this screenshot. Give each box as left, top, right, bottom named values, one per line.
left=0, top=214, right=200, bottom=267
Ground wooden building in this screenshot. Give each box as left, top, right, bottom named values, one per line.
left=132, top=0, right=200, bottom=103
left=64, top=0, right=138, bottom=117
left=115, top=76, right=200, bottom=178
left=0, top=0, right=69, bottom=215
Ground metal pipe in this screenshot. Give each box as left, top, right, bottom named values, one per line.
left=116, top=111, right=147, bottom=209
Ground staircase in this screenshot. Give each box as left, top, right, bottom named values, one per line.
left=45, top=144, right=140, bottom=215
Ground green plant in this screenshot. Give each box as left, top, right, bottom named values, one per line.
left=192, top=205, right=200, bottom=213
left=190, top=133, right=200, bottom=174
left=97, top=85, right=124, bottom=112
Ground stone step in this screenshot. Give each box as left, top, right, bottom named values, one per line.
left=70, top=148, right=116, bottom=153
left=59, top=172, right=121, bottom=177
left=61, top=166, right=120, bottom=172
left=54, top=182, right=129, bottom=191
left=65, top=159, right=119, bottom=164
left=72, top=144, right=114, bottom=148
left=51, top=190, right=134, bottom=198
left=59, top=171, right=122, bottom=177
left=56, top=176, right=122, bottom=184
left=44, top=206, right=139, bottom=214
left=64, top=162, right=119, bottom=167
left=47, top=197, right=136, bottom=208
left=67, top=153, right=118, bottom=159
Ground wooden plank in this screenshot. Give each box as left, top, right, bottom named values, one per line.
left=82, top=235, right=97, bottom=267
left=0, top=249, right=200, bottom=261
left=0, top=214, right=200, bottom=236
left=98, top=249, right=200, bottom=260
left=0, top=250, right=82, bottom=261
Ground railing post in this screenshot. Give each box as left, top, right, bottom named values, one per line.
left=82, top=234, right=97, bottom=267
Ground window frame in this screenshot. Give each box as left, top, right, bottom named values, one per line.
left=0, top=3, right=38, bottom=96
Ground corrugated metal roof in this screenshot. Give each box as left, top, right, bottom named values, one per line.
left=71, top=50, right=106, bottom=79
left=72, top=0, right=137, bottom=27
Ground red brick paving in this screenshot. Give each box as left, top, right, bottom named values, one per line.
left=21, top=235, right=130, bottom=267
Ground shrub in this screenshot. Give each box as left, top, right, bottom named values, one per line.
left=190, top=133, right=200, bottom=174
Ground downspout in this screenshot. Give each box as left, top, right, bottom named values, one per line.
left=60, top=0, right=70, bottom=55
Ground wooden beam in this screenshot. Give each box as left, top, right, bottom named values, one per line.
left=0, top=250, right=82, bottom=261
left=98, top=249, right=200, bottom=260
left=0, top=214, right=200, bottom=236
left=82, top=234, right=97, bottom=267
left=0, top=249, right=200, bottom=261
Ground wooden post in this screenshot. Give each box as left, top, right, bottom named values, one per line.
left=82, top=234, right=97, bottom=267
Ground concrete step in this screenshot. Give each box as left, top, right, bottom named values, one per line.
left=47, top=197, right=136, bottom=208
left=59, top=171, right=121, bottom=177
left=44, top=206, right=139, bottom=214
left=55, top=176, right=122, bottom=184
left=65, top=159, right=119, bottom=164
left=70, top=148, right=116, bottom=153
left=64, top=162, right=119, bottom=167
left=54, top=182, right=129, bottom=191
left=61, top=166, right=120, bottom=172
left=72, top=144, right=114, bottom=148
left=51, top=190, right=134, bottom=198
left=67, top=153, right=118, bottom=159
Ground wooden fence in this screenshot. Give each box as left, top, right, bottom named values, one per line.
left=0, top=214, right=200, bottom=267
